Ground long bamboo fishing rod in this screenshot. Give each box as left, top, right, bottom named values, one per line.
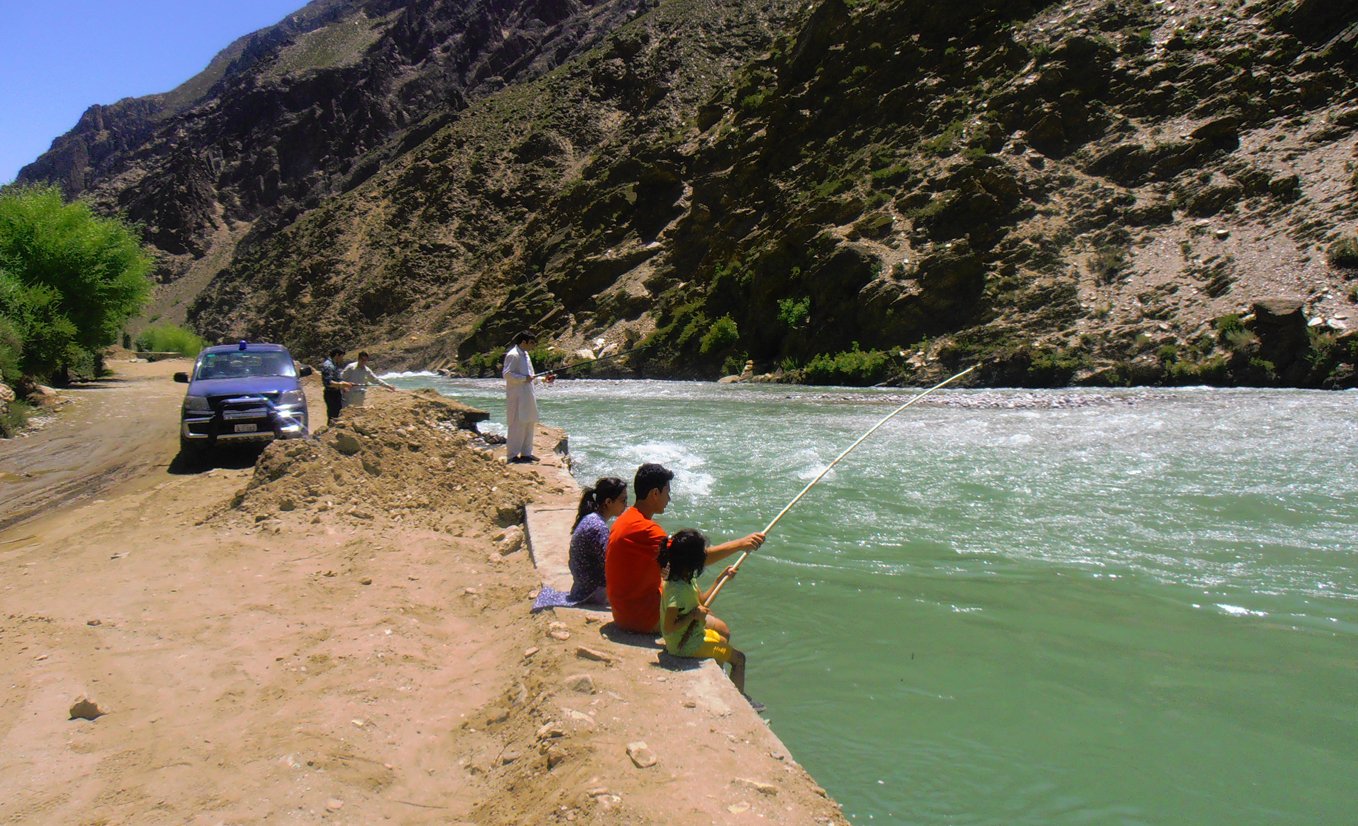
left=702, top=363, right=977, bottom=608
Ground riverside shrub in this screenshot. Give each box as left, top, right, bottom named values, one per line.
left=803, top=345, right=889, bottom=385
left=135, top=323, right=206, bottom=357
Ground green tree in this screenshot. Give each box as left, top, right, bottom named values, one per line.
left=699, top=315, right=740, bottom=355
left=0, top=186, right=152, bottom=383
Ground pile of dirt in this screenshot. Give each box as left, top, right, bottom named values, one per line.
left=221, top=389, right=545, bottom=532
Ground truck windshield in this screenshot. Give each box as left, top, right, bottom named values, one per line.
left=194, top=351, right=297, bottom=380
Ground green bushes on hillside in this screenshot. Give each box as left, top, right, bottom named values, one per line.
left=699, top=315, right=740, bottom=355
left=135, top=323, right=206, bottom=357
left=803, top=344, right=890, bottom=386
left=0, top=186, right=152, bottom=385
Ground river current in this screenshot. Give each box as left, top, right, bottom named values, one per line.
left=387, top=375, right=1357, bottom=825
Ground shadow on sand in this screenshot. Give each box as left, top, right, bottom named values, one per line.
left=167, top=443, right=268, bottom=475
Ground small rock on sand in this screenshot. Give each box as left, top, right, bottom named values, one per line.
left=565, top=674, right=596, bottom=694
left=69, top=698, right=104, bottom=720
left=575, top=646, right=613, bottom=663
left=626, top=741, right=657, bottom=768
left=735, top=777, right=779, bottom=796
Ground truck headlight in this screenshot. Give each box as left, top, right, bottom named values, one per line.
left=184, top=395, right=211, bottom=413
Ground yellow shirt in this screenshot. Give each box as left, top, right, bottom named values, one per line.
left=660, top=578, right=702, bottom=656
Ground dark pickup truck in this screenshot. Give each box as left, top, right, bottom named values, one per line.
left=174, top=341, right=312, bottom=455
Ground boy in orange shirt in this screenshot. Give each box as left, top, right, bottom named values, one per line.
left=605, top=463, right=764, bottom=635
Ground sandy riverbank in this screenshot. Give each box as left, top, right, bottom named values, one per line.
left=0, top=358, right=846, bottom=824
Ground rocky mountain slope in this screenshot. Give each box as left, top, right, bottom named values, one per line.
left=18, top=0, right=1358, bottom=386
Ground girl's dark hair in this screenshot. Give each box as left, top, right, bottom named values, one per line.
left=658, top=528, right=708, bottom=582
left=572, top=477, right=627, bottom=530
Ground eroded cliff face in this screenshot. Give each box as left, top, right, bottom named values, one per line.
left=19, top=0, right=1358, bottom=386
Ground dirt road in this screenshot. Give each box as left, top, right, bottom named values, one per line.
left=0, top=360, right=845, bottom=825
left=0, top=359, right=190, bottom=531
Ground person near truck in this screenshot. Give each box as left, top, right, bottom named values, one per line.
left=340, top=351, right=395, bottom=408
left=320, top=348, right=352, bottom=424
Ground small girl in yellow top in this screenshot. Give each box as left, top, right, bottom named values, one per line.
left=658, top=529, right=747, bottom=693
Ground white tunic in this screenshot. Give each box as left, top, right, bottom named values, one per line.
left=502, top=345, right=539, bottom=457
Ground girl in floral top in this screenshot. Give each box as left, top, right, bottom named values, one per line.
left=567, top=477, right=628, bottom=604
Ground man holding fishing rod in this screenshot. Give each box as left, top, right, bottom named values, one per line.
left=503, top=331, right=555, bottom=463
left=606, top=463, right=765, bottom=636
left=504, top=335, right=649, bottom=462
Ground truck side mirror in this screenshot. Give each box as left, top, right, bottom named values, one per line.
left=173, top=372, right=189, bottom=383
left=298, top=365, right=314, bottom=378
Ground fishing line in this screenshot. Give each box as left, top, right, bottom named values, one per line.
left=702, top=364, right=977, bottom=607
left=531, top=341, right=653, bottom=378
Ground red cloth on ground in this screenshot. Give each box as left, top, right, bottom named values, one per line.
left=605, top=506, right=668, bottom=633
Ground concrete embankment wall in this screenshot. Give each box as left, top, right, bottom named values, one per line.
left=521, top=426, right=846, bottom=823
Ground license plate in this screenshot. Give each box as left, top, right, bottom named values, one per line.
left=234, top=424, right=258, bottom=433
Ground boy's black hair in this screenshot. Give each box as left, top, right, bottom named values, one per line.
left=358, top=351, right=370, bottom=359
left=329, top=348, right=344, bottom=358
left=633, top=463, right=674, bottom=502
left=658, top=528, right=707, bottom=582
left=514, top=331, right=537, bottom=346
left=572, top=476, right=627, bottom=531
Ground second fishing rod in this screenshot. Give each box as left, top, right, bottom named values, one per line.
left=530, top=341, right=654, bottom=379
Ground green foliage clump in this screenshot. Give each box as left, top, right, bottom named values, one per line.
left=920, top=120, right=966, bottom=156
left=529, top=345, right=565, bottom=371
left=0, top=314, right=23, bottom=386
left=464, top=351, right=502, bottom=377
left=869, top=163, right=912, bottom=186
left=135, top=323, right=206, bottom=357
left=1326, top=234, right=1358, bottom=268
left=1213, top=313, right=1245, bottom=339
left=803, top=344, right=890, bottom=386
left=777, top=297, right=810, bottom=329
left=0, top=398, right=31, bottom=438
left=0, top=186, right=152, bottom=383
left=1248, top=357, right=1278, bottom=381
left=1091, top=244, right=1129, bottom=283
left=699, top=315, right=740, bottom=355
left=721, top=353, right=750, bottom=376
left=1166, top=355, right=1229, bottom=384
left=1026, top=346, right=1088, bottom=383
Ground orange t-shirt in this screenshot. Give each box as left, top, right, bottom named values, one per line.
left=605, top=506, right=668, bottom=632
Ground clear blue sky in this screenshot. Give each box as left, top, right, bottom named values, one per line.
left=0, top=0, right=310, bottom=185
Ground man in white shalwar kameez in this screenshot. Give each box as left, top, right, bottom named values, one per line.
left=502, top=331, right=553, bottom=463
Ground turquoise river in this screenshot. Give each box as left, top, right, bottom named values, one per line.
left=387, top=375, right=1357, bottom=825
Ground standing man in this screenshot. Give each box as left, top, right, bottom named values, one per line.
left=340, top=351, right=396, bottom=408
left=502, top=331, right=554, bottom=463
left=320, top=348, right=351, bottom=424
left=606, top=463, right=765, bottom=635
